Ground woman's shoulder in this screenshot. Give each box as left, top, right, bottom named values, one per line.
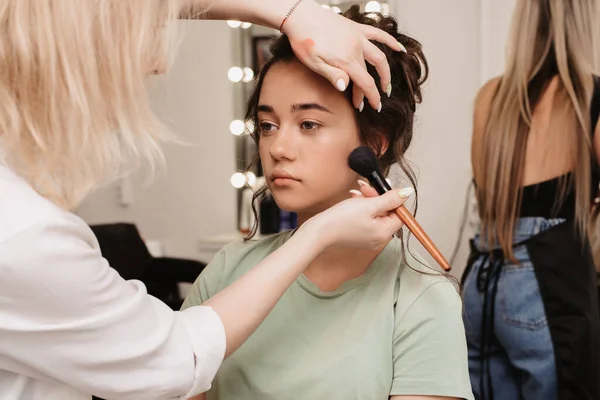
left=0, top=164, right=84, bottom=245
left=474, top=76, right=502, bottom=121
left=476, top=76, right=502, bottom=103
left=395, top=248, right=461, bottom=321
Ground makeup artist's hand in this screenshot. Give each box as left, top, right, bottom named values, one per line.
left=282, top=0, right=404, bottom=111
left=351, top=181, right=380, bottom=198
left=303, top=188, right=408, bottom=251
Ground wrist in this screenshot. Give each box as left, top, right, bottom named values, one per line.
left=294, top=215, right=330, bottom=255
left=197, top=0, right=309, bottom=30
left=279, top=0, right=320, bottom=35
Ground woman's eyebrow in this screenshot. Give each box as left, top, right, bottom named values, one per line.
left=291, top=103, right=333, bottom=114
left=257, top=104, right=274, bottom=113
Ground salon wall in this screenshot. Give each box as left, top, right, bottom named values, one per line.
left=387, top=0, right=516, bottom=277
left=76, top=21, right=237, bottom=260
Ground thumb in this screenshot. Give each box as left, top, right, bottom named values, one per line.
left=371, top=187, right=414, bottom=215
left=314, top=61, right=349, bottom=93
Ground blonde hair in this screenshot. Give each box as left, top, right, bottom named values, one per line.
left=0, top=0, right=181, bottom=209
left=474, top=0, right=600, bottom=258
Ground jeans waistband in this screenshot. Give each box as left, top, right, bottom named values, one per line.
left=473, top=217, right=566, bottom=253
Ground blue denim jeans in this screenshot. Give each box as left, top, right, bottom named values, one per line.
left=463, top=217, right=565, bottom=400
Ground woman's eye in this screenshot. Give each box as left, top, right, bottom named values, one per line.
left=301, top=121, right=320, bottom=131
left=259, top=122, right=277, bottom=134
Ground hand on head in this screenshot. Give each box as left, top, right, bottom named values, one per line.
left=282, top=1, right=405, bottom=112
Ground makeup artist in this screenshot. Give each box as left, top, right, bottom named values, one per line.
left=0, top=1, right=408, bottom=399
left=461, top=0, right=600, bottom=398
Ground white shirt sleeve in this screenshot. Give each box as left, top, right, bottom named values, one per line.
left=0, top=213, right=225, bottom=400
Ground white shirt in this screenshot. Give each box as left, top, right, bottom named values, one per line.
left=0, top=165, right=226, bottom=400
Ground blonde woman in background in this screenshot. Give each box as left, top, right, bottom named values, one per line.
left=462, top=0, right=600, bottom=399
left=0, top=1, right=411, bottom=399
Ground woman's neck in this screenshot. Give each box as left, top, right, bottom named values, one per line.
left=297, top=211, right=387, bottom=292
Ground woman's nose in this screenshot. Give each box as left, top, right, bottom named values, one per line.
left=269, top=126, right=297, bottom=161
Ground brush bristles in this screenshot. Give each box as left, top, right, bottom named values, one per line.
left=348, top=146, right=379, bottom=177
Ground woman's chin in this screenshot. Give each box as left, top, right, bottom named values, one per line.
left=272, top=196, right=315, bottom=214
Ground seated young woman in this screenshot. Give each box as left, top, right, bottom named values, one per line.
left=183, top=6, right=473, bottom=400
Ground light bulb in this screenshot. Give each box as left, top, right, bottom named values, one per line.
left=227, top=20, right=242, bottom=28
left=230, top=120, right=245, bottom=136
left=230, top=172, right=246, bottom=188
left=228, top=67, right=243, bottom=82
left=241, top=22, right=252, bottom=29
left=243, top=67, right=254, bottom=82
left=331, top=6, right=342, bottom=13
left=245, top=120, right=255, bottom=134
left=245, top=172, right=257, bottom=187
left=364, top=1, right=381, bottom=12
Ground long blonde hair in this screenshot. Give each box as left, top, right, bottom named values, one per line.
left=475, top=0, right=600, bottom=258
left=0, top=0, right=181, bottom=209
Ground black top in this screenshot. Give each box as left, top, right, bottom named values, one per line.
left=519, top=76, right=600, bottom=219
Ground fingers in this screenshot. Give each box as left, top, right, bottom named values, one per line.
left=361, top=24, right=406, bottom=53
left=347, top=60, right=381, bottom=112
left=350, top=57, right=367, bottom=110
left=357, top=180, right=379, bottom=198
left=363, top=39, right=391, bottom=98
left=369, top=187, right=415, bottom=216
left=324, top=65, right=350, bottom=94
left=349, top=189, right=363, bottom=198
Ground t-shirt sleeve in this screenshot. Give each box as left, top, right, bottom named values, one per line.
left=181, top=247, right=227, bottom=310
left=391, top=280, right=474, bottom=400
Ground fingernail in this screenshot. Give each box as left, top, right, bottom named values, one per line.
left=397, top=42, right=407, bottom=53
left=336, top=79, right=346, bottom=91
left=386, top=83, right=392, bottom=97
left=398, top=187, right=415, bottom=198
left=377, top=102, right=382, bottom=113
left=358, top=100, right=364, bottom=112
left=349, top=189, right=362, bottom=196
left=357, top=179, right=369, bottom=187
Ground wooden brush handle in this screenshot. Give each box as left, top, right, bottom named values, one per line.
left=394, top=206, right=452, bottom=272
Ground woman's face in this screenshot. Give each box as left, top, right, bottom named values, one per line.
left=258, top=59, right=361, bottom=214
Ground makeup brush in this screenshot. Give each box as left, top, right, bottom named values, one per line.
left=348, top=146, right=452, bottom=272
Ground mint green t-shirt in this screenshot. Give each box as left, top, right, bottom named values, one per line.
left=182, top=231, right=473, bottom=400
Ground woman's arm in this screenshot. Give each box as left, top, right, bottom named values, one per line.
left=182, top=0, right=300, bottom=29
left=180, top=0, right=402, bottom=112
left=471, top=77, right=501, bottom=184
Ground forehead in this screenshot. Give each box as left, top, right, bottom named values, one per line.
left=258, top=59, right=347, bottom=107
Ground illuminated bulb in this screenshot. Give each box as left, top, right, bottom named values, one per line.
left=364, top=1, right=381, bottom=12
left=230, top=172, right=246, bottom=188
left=245, top=120, right=255, bottom=134
left=227, top=20, right=242, bottom=28
left=228, top=67, right=243, bottom=82
left=245, top=172, right=257, bottom=186
left=331, top=6, right=342, bottom=13
left=241, top=22, right=252, bottom=29
left=243, top=67, right=254, bottom=82
left=230, top=120, right=245, bottom=136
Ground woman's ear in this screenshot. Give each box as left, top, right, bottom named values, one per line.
left=374, top=134, right=389, bottom=157
left=360, top=131, right=388, bottom=158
